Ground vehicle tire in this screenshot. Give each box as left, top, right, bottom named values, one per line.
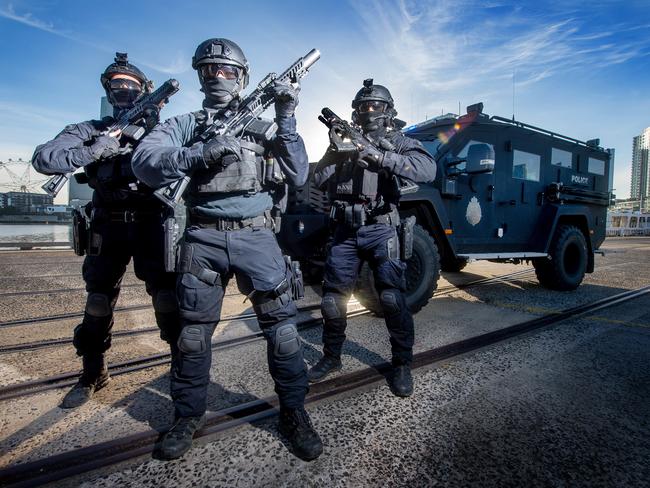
left=354, top=224, right=441, bottom=316
left=440, top=256, right=468, bottom=272
left=534, top=224, right=588, bottom=291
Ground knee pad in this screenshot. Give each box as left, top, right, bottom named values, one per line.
left=85, top=293, right=111, bottom=317
left=379, top=289, right=400, bottom=315
left=321, top=295, right=341, bottom=320
left=273, top=323, right=301, bottom=358
left=153, top=289, right=179, bottom=314
left=177, top=325, right=206, bottom=354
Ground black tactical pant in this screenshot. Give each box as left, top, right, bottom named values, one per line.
left=75, top=212, right=180, bottom=359
left=321, top=223, right=414, bottom=365
left=173, top=225, right=307, bottom=418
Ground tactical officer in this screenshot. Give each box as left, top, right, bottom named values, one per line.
left=32, top=54, right=180, bottom=409
left=131, top=38, right=322, bottom=461
left=309, top=80, right=436, bottom=396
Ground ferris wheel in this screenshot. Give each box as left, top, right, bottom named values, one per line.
left=0, top=158, right=49, bottom=193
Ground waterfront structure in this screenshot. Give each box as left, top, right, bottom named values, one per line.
left=0, top=191, right=53, bottom=213
left=631, top=127, right=650, bottom=209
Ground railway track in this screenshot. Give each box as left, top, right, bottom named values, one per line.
left=0, top=268, right=535, bottom=352
left=0, top=269, right=535, bottom=399
left=0, top=303, right=325, bottom=402
left=1, top=284, right=647, bottom=487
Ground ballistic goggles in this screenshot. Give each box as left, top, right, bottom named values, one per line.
left=357, top=100, right=388, bottom=113
left=199, top=63, right=242, bottom=81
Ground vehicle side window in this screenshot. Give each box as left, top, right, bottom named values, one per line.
left=551, top=148, right=572, bottom=168
left=588, top=157, right=605, bottom=175
left=454, top=140, right=495, bottom=171
left=512, top=150, right=540, bottom=181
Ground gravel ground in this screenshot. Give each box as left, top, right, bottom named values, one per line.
left=0, top=237, right=648, bottom=487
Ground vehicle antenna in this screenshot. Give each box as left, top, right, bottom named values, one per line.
left=512, top=69, right=515, bottom=121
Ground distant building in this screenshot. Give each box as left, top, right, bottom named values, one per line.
left=631, top=127, right=650, bottom=206
left=3, top=191, right=53, bottom=213
left=0, top=193, right=6, bottom=208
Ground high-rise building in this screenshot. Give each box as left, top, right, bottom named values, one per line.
left=631, top=127, right=650, bottom=208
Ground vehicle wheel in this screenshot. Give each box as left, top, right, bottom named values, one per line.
left=440, top=256, right=468, bottom=272
left=534, top=224, right=588, bottom=291
left=354, top=225, right=441, bottom=316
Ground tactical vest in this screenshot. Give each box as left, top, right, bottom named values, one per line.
left=82, top=118, right=155, bottom=206
left=188, top=109, right=283, bottom=196
left=328, top=161, right=379, bottom=203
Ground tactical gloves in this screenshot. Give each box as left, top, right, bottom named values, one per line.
left=355, top=143, right=385, bottom=170
left=202, top=135, right=241, bottom=167
left=89, top=135, right=121, bottom=161
left=141, top=103, right=160, bottom=131
left=272, top=81, right=300, bottom=118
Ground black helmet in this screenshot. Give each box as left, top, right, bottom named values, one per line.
left=351, top=79, right=397, bottom=132
left=100, top=53, right=152, bottom=109
left=192, top=38, right=249, bottom=90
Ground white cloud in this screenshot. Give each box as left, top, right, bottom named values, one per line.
left=0, top=5, right=189, bottom=74
left=348, top=0, right=650, bottom=105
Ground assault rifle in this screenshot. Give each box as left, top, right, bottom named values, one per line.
left=153, top=48, right=321, bottom=208
left=41, top=78, right=180, bottom=198
left=318, top=107, right=419, bottom=195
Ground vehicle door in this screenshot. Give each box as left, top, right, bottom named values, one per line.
left=495, top=128, right=547, bottom=250
left=442, top=127, right=500, bottom=254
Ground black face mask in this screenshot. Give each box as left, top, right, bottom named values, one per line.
left=201, top=78, right=240, bottom=109
left=358, top=111, right=390, bottom=134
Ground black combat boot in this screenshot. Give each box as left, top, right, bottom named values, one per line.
left=307, top=355, right=342, bottom=383
left=278, top=407, right=323, bottom=461
left=158, top=415, right=206, bottom=460
left=388, top=364, right=413, bottom=397
left=60, top=354, right=110, bottom=409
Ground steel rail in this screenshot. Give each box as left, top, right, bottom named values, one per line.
left=0, top=303, right=325, bottom=401
left=1, top=284, right=647, bottom=487
left=0, top=268, right=534, bottom=351
left=0, top=268, right=536, bottom=399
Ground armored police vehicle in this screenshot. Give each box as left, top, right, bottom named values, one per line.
left=279, top=103, right=613, bottom=314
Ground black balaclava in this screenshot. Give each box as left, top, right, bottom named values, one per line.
left=200, top=77, right=240, bottom=109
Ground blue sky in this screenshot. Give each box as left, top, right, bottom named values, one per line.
left=1, top=0, right=649, bottom=201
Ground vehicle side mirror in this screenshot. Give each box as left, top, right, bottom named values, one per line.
left=466, top=144, right=495, bottom=174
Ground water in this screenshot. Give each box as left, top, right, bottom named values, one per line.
left=0, top=224, right=72, bottom=243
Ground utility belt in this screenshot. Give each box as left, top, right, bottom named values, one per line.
left=91, top=208, right=163, bottom=223
left=71, top=205, right=164, bottom=257
left=329, top=201, right=401, bottom=230
left=188, top=209, right=275, bottom=232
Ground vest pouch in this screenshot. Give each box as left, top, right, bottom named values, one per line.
left=193, top=154, right=261, bottom=195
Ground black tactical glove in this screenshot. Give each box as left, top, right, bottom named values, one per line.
left=202, top=135, right=242, bottom=167
left=89, top=134, right=121, bottom=161
left=271, top=81, right=300, bottom=118
left=141, top=103, right=160, bottom=131
left=355, top=143, right=384, bottom=170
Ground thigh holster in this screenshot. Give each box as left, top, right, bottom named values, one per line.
left=252, top=278, right=292, bottom=316
left=178, top=243, right=221, bottom=286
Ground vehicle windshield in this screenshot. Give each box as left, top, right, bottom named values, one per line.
left=418, top=125, right=456, bottom=157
